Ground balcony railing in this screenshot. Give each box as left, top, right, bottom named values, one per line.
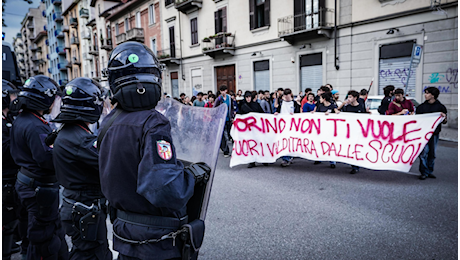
left=88, top=45, right=99, bottom=56
left=82, top=31, right=91, bottom=39
left=57, top=62, right=68, bottom=71
left=16, top=33, right=22, bottom=38
left=83, top=52, right=92, bottom=60
left=52, top=0, right=61, bottom=5
left=56, top=46, right=66, bottom=55
left=31, top=44, right=38, bottom=52
left=201, top=32, right=235, bottom=57
left=157, top=48, right=180, bottom=65
left=19, top=58, right=25, bottom=62
left=28, top=34, right=35, bottom=40
left=31, top=55, right=39, bottom=62
left=175, top=0, right=202, bottom=13
left=115, top=33, right=126, bottom=45
left=32, top=66, right=39, bottom=72
left=66, top=61, right=72, bottom=68
left=70, top=17, right=78, bottom=27
left=37, top=46, right=42, bottom=52
left=80, top=8, right=89, bottom=18
left=72, top=57, right=81, bottom=65
left=62, top=25, right=69, bottom=32
left=71, top=36, right=80, bottom=45
left=101, top=39, right=113, bottom=51
left=52, top=12, right=63, bottom=22
left=126, top=28, right=144, bottom=42
left=27, top=22, right=34, bottom=29
left=277, top=8, right=334, bottom=39
left=55, top=30, right=64, bottom=38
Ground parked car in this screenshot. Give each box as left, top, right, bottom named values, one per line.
left=366, top=95, right=420, bottom=115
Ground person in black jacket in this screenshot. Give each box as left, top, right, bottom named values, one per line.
left=378, top=85, right=395, bottom=115
left=238, top=91, right=264, bottom=168
left=416, top=87, right=448, bottom=180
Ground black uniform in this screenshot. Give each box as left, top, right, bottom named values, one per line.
left=54, top=123, right=112, bottom=260
left=11, top=110, right=68, bottom=260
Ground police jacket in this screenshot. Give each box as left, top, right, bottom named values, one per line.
left=10, top=110, right=55, bottom=181
left=53, top=123, right=102, bottom=191
left=3, top=113, right=19, bottom=177
left=99, top=108, right=195, bottom=218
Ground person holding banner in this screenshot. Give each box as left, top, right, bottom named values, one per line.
left=387, top=88, right=414, bottom=115
left=416, top=87, right=447, bottom=180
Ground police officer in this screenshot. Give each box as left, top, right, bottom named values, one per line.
left=10, top=75, right=69, bottom=260
left=2, top=79, right=20, bottom=260
left=50, top=78, right=112, bottom=260
left=98, top=42, right=210, bottom=260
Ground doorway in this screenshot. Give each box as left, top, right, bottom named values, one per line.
left=215, top=65, right=235, bottom=94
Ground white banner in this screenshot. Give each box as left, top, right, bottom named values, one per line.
left=229, top=113, right=445, bottom=172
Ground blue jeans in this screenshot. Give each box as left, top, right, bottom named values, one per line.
left=220, top=121, right=232, bottom=155
left=282, top=156, right=292, bottom=162
left=419, top=134, right=439, bottom=176
left=352, top=165, right=360, bottom=171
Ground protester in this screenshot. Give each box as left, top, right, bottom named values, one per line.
left=340, top=90, right=366, bottom=174
left=332, top=90, right=342, bottom=107
left=378, top=85, right=395, bottom=115
left=358, top=89, right=370, bottom=112
left=274, top=87, right=284, bottom=111
left=264, top=90, right=273, bottom=113
left=275, top=88, right=300, bottom=167
left=295, top=94, right=302, bottom=106
left=231, top=93, right=239, bottom=117
left=180, top=92, right=186, bottom=103
left=325, top=84, right=333, bottom=91
left=184, top=96, right=193, bottom=106
left=193, top=92, right=206, bottom=107
left=203, top=93, right=208, bottom=103
left=215, top=85, right=234, bottom=157
left=312, top=92, right=340, bottom=168
left=416, top=87, right=448, bottom=180
left=236, top=89, right=244, bottom=103
left=205, top=94, right=215, bottom=108
left=300, top=87, right=313, bottom=108
left=191, top=95, right=197, bottom=104
left=387, top=88, right=414, bottom=115
left=302, top=93, right=316, bottom=112
left=270, top=92, right=276, bottom=113
left=258, top=90, right=271, bottom=113
left=315, top=86, right=330, bottom=103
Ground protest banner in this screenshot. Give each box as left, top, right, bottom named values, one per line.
left=229, top=112, right=445, bottom=172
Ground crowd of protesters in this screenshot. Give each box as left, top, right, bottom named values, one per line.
left=165, top=83, right=447, bottom=179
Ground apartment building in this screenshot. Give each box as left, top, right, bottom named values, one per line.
left=32, top=30, right=50, bottom=77
left=158, top=0, right=457, bottom=127
left=17, top=3, right=47, bottom=81
left=13, top=34, right=26, bottom=82
left=44, top=0, right=69, bottom=87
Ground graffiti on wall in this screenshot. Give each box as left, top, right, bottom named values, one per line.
left=379, top=67, right=415, bottom=86
left=424, top=68, right=458, bottom=94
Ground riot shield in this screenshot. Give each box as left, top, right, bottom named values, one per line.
left=155, top=98, right=227, bottom=221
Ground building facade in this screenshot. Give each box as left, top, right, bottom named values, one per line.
left=157, top=0, right=457, bottom=128
left=13, top=34, right=26, bottom=82
left=33, top=30, right=50, bottom=77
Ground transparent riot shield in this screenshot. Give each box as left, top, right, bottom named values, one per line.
left=155, top=98, right=227, bottom=221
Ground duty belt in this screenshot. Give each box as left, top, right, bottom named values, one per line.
left=17, top=171, right=57, bottom=188
left=117, top=209, right=188, bottom=229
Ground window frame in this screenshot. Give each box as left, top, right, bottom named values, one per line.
left=190, top=17, right=198, bottom=45
left=149, top=4, right=155, bottom=25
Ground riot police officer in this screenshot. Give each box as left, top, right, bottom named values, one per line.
left=98, top=42, right=210, bottom=260
left=3, top=79, right=20, bottom=260
left=10, top=75, right=69, bottom=260
left=50, top=77, right=112, bottom=260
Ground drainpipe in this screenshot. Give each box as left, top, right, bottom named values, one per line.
left=334, top=0, right=339, bottom=70
left=178, top=12, right=185, bottom=81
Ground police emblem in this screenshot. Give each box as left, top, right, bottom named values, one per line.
left=157, top=140, right=172, bottom=160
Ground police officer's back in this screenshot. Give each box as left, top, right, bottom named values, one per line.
left=51, top=78, right=112, bottom=260
left=99, top=42, right=210, bottom=260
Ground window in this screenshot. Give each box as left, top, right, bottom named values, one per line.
left=149, top=4, right=155, bottom=25
left=171, top=72, right=179, bottom=98
left=106, top=25, right=111, bottom=41
left=190, top=18, right=198, bottom=45
left=294, top=0, right=325, bottom=31
left=136, top=12, right=141, bottom=28
left=125, top=18, right=129, bottom=31
left=214, top=7, right=227, bottom=45
left=250, top=0, right=270, bottom=30
left=151, top=39, right=156, bottom=55
left=191, top=68, right=202, bottom=96
left=169, top=26, right=175, bottom=58
left=300, top=53, right=322, bottom=93
left=98, top=4, right=101, bottom=15
left=115, top=23, right=119, bottom=35
left=165, top=0, right=174, bottom=6
left=254, top=60, right=270, bottom=92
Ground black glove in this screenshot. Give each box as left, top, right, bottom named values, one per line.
left=184, top=162, right=211, bottom=185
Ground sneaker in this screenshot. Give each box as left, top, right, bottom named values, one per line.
left=350, top=169, right=358, bottom=174
left=330, top=164, right=336, bottom=169
left=281, top=160, right=291, bottom=167
left=247, top=163, right=256, bottom=168
left=419, top=174, right=427, bottom=180
left=314, top=161, right=321, bottom=165
left=223, top=154, right=230, bottom=158
left=428, top=173, right=436, bottom=179
left=262, top=163, right=268, bottom=166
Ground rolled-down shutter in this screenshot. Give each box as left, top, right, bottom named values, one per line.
left=301, top=65, right=322, bottom=91
left=378, top=57, right=416, bottom=97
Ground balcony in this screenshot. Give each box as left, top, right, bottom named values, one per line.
left=59, top=79, right=68, bottom=86
left=277, top=8, right=334, bottom=44
left=31, top=44, right=38, bottom=52
left=70, top=18, right=78, bottom=27
left=201, top=32, right=235, bottom=58
left=16, top=33, right=22, bottom=38
left=72, top=57, right=81, bottom=65
left=157, top=48, right=180, bottom=65
left=88, top=46, right=99, bottom=56
left=71, top=36, right=80, bottom=45
left=18, top=42, right=24, bottom=47
left=39, top=59, right=46, bottom=65
left=42, top=10, right=46, bottom=17
left=82, top=31, right=91, bottom=39
left=83, top=52, right=92, bottom=60
left=48, top=68, right=52, bottom=74
left=126, top=28, right=144, bottom=42
left=28, top=34, right=35, bottom=40
left=19, top=58, right=25, bottom=63
left=47, top=54, right=50, bottom=60
left=57, top=62, right=68, bottom=71
left=56, top=46, right=66, bottom=55
left=62, top=25, right=69, bottom=33
left=52, top=0, right=61, bottom=5
left=115, top=33, right=126, bottom=45
left=31, top=55, right=39, bottom=62
left=53, top=12, right=63, bottom=22
left=27, top=22, right=34, bottom=30
left=101, top=39, right=112, bottom=51
left=66, top=61, right=72, bottom=68
left=45, top=39, right=49, bottom=46
left=54, top=30, right=64, bottom=38
left=80, top=8, right=89, bottom=18
left=37, top=47, right=42, bottom=52
left=175, top=0, right=202, bottom=13
left=32, top=66, right=39, bottom=72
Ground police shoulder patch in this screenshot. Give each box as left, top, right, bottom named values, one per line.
left=157, top=140, right=172, bottom=161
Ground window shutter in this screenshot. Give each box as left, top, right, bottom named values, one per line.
left=214, top=11, right=219, bottom=34
left=222, top=7, right=227, bottom=33
left=249, top=0, right=255, bottom=30
left=264, top=0, right=270, bottom=26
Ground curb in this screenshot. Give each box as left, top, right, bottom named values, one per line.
left=439, top=137, right=458, bottom=143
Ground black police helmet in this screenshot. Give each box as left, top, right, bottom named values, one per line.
left=53, top=77, right=104, bottom=124
left=2, top=79, right=19, bottom=110
left=107, top=41, right=162, bottom=111
left=10, top=75, right=59, bottom=113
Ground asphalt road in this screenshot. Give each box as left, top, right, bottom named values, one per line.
left=12, top=141, right=457, bottom=260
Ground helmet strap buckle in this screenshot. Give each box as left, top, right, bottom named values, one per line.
left=136, top=82, right=146, bottom=95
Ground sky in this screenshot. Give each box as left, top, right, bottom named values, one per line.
left=2, top=0, right=42, bottom=45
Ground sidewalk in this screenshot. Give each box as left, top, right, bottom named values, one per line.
left=440, top=127, right=458, bottom=142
